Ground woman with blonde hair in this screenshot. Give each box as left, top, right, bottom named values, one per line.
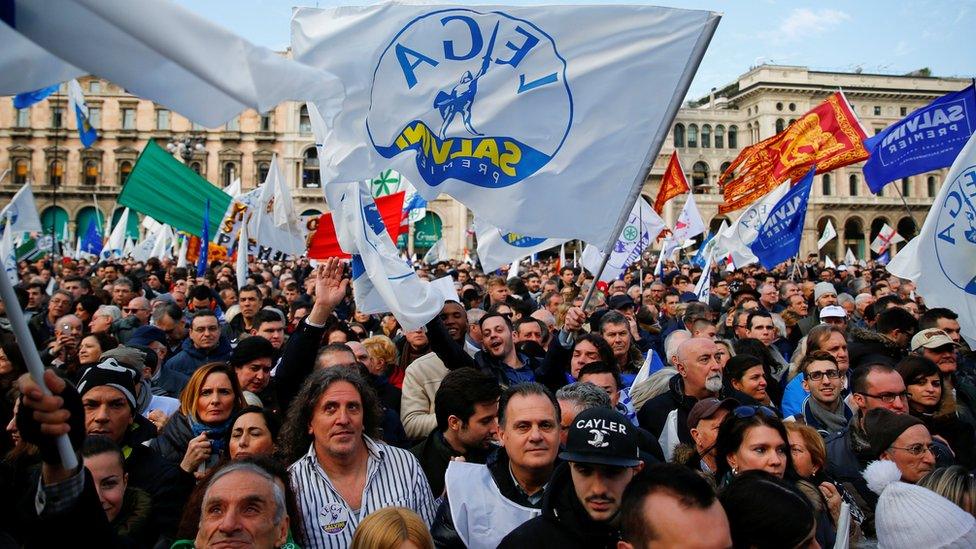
left=351, top=506, right=433, bottom=549
left=918, top=466, right=976, bottom=516
left=362, top=335, right=397, bottom=377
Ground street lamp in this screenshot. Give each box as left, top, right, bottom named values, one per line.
left=166, top=135, right=206, bottom=164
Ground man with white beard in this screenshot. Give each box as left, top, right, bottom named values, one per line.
left=637, top=338, right=724, bottom=446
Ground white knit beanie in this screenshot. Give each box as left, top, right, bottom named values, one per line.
left=864, top=460, right=976, bottom=549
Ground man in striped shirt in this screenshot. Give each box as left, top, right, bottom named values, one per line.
left=283, top=366, right=435, bottom=548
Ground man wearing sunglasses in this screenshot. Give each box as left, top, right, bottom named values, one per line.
left=787, top=351, right=852, bottom=436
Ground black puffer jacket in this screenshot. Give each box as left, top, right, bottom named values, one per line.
left=847, top=328, right=905, bottom=368
left=498, top=463, right=621, bottom=549
left=637, top=374, right=713, bottom=444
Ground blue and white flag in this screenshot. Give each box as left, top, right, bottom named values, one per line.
left=474, top=218, right=566, bottom=273
left=293, top=4, right=718, bottom=250
left=197, top=200, right=210, bottom=277
left=401, top=181, right=428, bottom=224
left=13, top=83, right=59, bottom=109
left=81, top=217, right=103, bottom=257
left=693, top=259, right=712, bottom=303
left=580, top=197, right=666, bottom=281
left=1, top=213, right=17, bottom=284
left=864, top=84, right=976, bottom=194
left=67, top=79, right=97, bottom=147
left=711, top=180, right=791, bottom=268
left=0, top=182, right=42, bottom=236
left=325, top=181, right=444, bottom=331
left=886, top=132, right=976, bottom=346
left=750, top=167, right=816, bottom=269
left=102, top=207, right=129, bottom=259
left=690, top=231, right=716, bottom=268
left=1, top=0, right=343, bottom=127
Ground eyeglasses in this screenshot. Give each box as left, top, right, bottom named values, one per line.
left=732, top=405, right=778, bottom=419
left=856, top=391, right=910, bottom=404
left=805, top=370, right=841, bottom=381
left=888, top=443, right=936, bottom=456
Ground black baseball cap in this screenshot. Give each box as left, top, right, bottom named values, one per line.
left=559, top=408, right=641, bottom=467
left=608, top=295, right=636, bottom=310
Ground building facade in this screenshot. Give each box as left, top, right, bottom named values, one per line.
left=0, top=65, right=968, bottom=262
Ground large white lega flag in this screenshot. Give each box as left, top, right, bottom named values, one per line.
left=1, top=0, right=343, bottom=127
left=888, top=132, right=976, bottom=346
left=0, top=183, right=42, bottom=236
left=475, top=218, right=566, bottom=273
left=326, top=181, right=444, bottom=331
left=580, top=197, right=666, bottom=281
left=293, top=4, right=719, bottom=250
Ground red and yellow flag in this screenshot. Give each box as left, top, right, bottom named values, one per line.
left=654, top=151, right=690, bottom=214
left=718, top=92, right=868, bottom=214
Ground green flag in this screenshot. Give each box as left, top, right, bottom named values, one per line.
left=118, top=140, right=231, bottom=238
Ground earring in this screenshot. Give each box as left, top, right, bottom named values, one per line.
left=732, top=466, right=738, bottom=475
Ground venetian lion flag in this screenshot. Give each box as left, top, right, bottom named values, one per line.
left=654, top=151, right=691, bottom=214
left=719, top=92, right=869, bottom=214
left=293, top=4, right=719, bottom=251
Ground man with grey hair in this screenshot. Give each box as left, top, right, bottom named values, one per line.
left=465, top=307, right=486, bottom=356
left=852, top=293, right=876, bottom=329
left=556, top=382, right=612, bottom=445
left=40, top=313, right=83, bottom=370
left=195, top=461, right=290, bottom=549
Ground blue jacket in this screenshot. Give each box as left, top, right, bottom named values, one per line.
left=165, top=335, right=232, bottom=377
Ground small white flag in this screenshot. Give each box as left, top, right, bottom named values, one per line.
left=845, top=247, right=857, bottom=266
left=825, top=255, right=836, bottom=269
left=0, top=183, right=43, bottom=236
left=818, top=219, right=837, bottom=250
left=693, top=259, right=712, bottom=303
left=507, top=257, right=522, bottom=280
left=581, top=197, right=666, bottom=281
left=223, top=177, right=242, bottom=198
left=176, top=233, right=189, bottom=268
left=102, top=207, right=129, bottom=259
left=423, top=238, right=449, bottom=264
left=870, top=223, right=905, bottom=255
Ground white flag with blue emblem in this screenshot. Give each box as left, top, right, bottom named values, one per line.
left=887, top=132, right=976, bottom=346
left=325, top=181, right=444, bottom=331
left=475, top=218, right=566, bottom=273
left=580, top=197, right=666, bottom=281
left=67, top=79, right=97, bottom=147
left=0, top=182, right=42, bottom=236
left=293, top=4, right=718, bottom=251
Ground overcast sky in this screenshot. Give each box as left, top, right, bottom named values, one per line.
left=176, top=0, right=975, bottom=99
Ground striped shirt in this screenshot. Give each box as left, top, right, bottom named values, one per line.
left=289, top=437, right=436, bottom=549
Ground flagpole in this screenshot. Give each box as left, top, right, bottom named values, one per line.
left=51, top=85, right=63, bottom=261
left=580, top=251, right=611, bottom=312
left=891, top=183, right=919, bottom=238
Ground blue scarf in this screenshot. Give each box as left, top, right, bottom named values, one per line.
left=189, top=415, right=234, bottom=456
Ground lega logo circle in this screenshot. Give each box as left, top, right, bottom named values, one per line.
left=367, top=8, right=572, bottom=189
left=934, top=165, right=976, bottom=295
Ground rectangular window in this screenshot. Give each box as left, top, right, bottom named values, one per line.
left=260, top=112, right=273, bottom=132
left=88, top=107, right=101, bottom=129
left=51, top=107, right=63, bottom=128
left=16, top=108, right=29, bottom=127
left=874, top=106, right=881, bottom=116
left=900, top=106, right=908, bottom=116
left=122, top=108, right=136, bottom=130
left=156, top=109, right=170, bottom=130
left=88, top=81, right=102, bottom=94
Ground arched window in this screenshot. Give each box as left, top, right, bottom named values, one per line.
left=901, top=177, right=911, bottom=197
left=714, top=125, right=725, bottom=148
left=849, top=174, right=859, bottom=196
left=190, top=162, right=202, bottom=175
left=728, top=125, right=738, bottom=149
left=822, top=174, right=832, bottom=196
left=673, top=123, right=685, bottom=148
left=775, top=118, right=785, bottom=133
left=302, top=147, right=321, bottom=188
left=299, top=105, right=312, bottom=135
left=118, top=161, right=133, bottom=185
left=223, top=162, right=237, bottom=187
left=257, top=162, right=270, bottom=184
left=701, top=125, right=711, bottom=148
left=13, top=159, right=29, bottom=185
left=83, top=159, right=99, bottom=186
left=692, top=161, right=709, bottom=192
left=687, top=124, right=698, bottom=148
left=48, top=160, right=64, bottom=186
left=719, top=162, right=732, bottom=177
left=927, top=176, right=937, bottom=197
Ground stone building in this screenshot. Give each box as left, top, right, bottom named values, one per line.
left=0, top=64, right=969, bottom=261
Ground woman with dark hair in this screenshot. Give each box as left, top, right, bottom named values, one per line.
left=724, top=354, right=775, bottom=409
left=896, top=356, right=976, bottom=469
left=719, top=470, right=820, bottom=549
left=82, top=435, right=155, bottom=546
left=732, top=338, right=784, bottom=407
left=173, top=456, right=306, bottom=547
left=74, top=294, right=103, bottom=328
left=151, top=362, right=246, bottom=475
left=715, top=405, right=792, bottom=482
left=77, top=332, right=119, bottom=368
left=568, top=332, right=614, bottom=381
left=227, top=405, right=281, bottom=461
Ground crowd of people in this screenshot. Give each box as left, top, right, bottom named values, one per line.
left=2, top=250, right=975, bottom=549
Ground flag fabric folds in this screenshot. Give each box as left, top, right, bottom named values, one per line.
left=818, top=219, right=837, bottom=250
left=118, top=140, right=232, bottom=237
left=654, top=152, right=691, bottom=214
left=749, top=167, right=816, bottom=269
left=660, top=194, right=705, bottom=260
left=423, top=239, right=449, bottom=265
left=581, top=197, right=666, bottom=281
left=249, top=155, right=306, bottom=257
left=324, top=181, right=443, bottom=331
left=719, top=92, right=868, bottom=214
left=864, top=84, right=976, bottom=194
left=66, top=78, right=97, bottom=147
left=711, top=180, right=790, bottom=268
left=102, top=207, right=129, bottom=259
left=13, top=83, right=59, bottom=109
left=293, top=4, right=719, bottom=251
left=694, top=259, right=712, bottom=302
left=307, top=192, right=406, bottom=260
left=475, top=219, right=567, bottom=273
left=197, top=200, right=210, bottom=277
left=870, top=224, right=905, bottom=255
left=845, top=248, right=857, bottom=267
left=0, top=0, right=343, bottom=127
left=0, top=182, right=42, bottom=236
left=81, top=218, right=103, bottom=257
left=236, top=218, right=248, bottom=290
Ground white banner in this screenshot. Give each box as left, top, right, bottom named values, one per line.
left=293, top=4, right=718, bottom=250
left=818, top=219, right=837, bottom=250
left=711, top=180, right=791, bottom=268
left=580, top=197, right=665, bottom=281
left=474, top=218, right=566, bottom=272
